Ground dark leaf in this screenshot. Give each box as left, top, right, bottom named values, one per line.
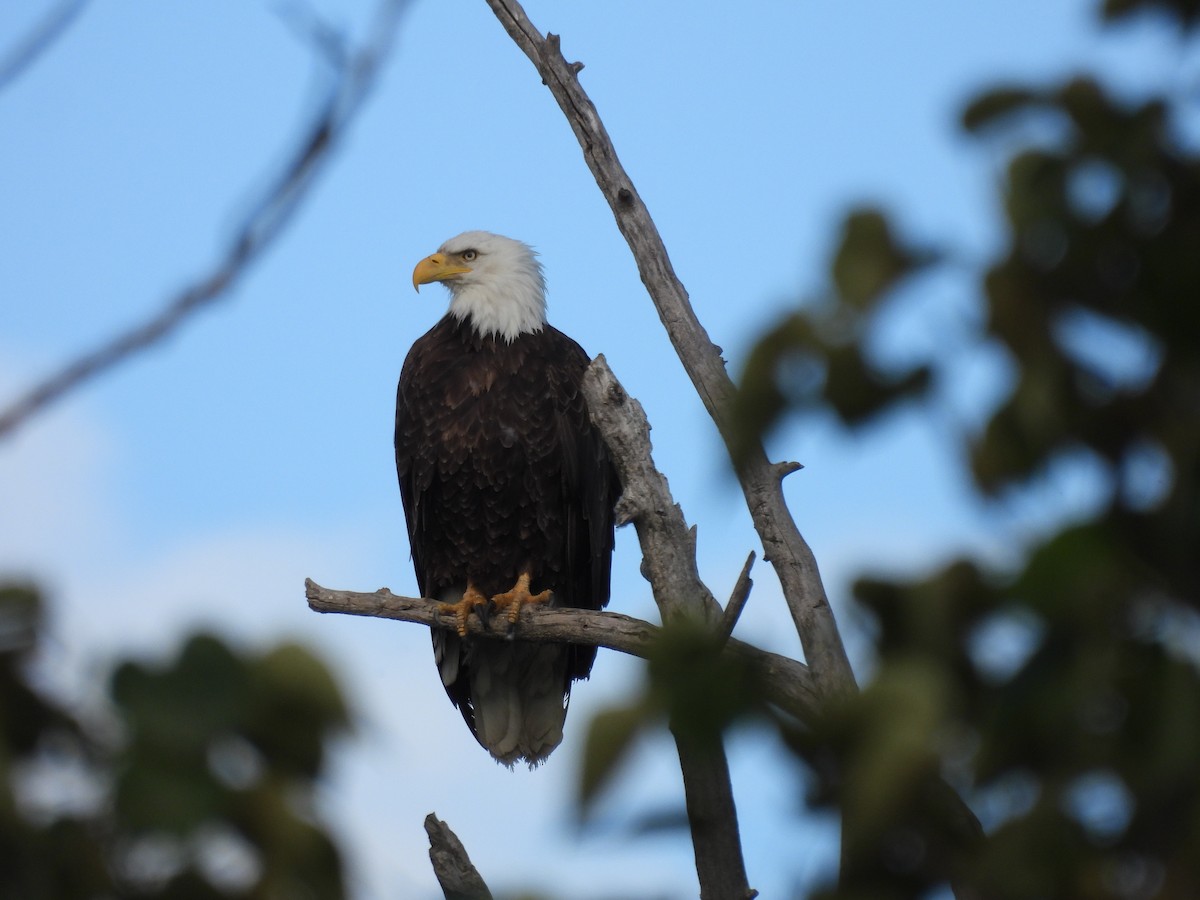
left=832, top=209, right=934, bottom=308
left=578, top=701, right=655, bottom=811
left=961, top=86, right=1041, bottom=132
left=1103, top=0, right=1200, bottom=28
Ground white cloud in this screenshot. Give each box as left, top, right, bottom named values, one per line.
left=0, top=363, right=120, bottom=585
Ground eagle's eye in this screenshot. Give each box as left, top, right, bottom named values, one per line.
left=462, top=249, right=478, bottom=262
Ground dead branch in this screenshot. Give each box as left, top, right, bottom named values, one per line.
left=305, top=578, right=660, bottom=657
left=424, top=814, right=494, bottom=900
left=718, top=551, right=757, bottom=648
left=481, top=0, right=855, bottom=702
left=305, top=579, right=822, bottom=724
left=582, top=354, right=751, bottom=898
left=581, top=355, right=722, bottom=626
left=0, top=0, right=409, bottom=440
left=671, top=731, right=760, bottom=900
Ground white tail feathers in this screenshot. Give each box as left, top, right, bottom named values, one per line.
left=467, top=641, right=570, bottom=767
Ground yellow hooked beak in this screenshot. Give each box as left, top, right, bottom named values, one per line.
left=412, top=253, right=472, bottom=292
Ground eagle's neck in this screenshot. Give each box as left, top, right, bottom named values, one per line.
left=448, top=272, right=546, bottom=343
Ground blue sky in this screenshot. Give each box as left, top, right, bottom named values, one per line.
left=0, top=1, right=1186, bottom=896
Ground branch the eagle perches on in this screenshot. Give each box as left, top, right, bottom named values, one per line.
left=306, top=358, right=824, bottom=728
left=309, top=355, right=814, bottom=900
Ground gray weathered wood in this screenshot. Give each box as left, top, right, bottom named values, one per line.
left=305, top=578, right=822, bottom=724
left=480, top=0, right=856, bottom=703
left=578, top=358, right=753, bottom=898
left=425, top=814, right=493, bottom=900
left=717, top=552, right=757, bottom=648
left=580, top=355, right=722, bottom=627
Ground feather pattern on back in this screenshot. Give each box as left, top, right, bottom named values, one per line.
left=395, top=312, right=617, bottom=765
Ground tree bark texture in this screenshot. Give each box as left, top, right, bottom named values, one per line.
left=481, top=0, right=856, bottom=704
left=305, top=579, right=822, bottom=725
left=425, top=814, right=494, bottom=900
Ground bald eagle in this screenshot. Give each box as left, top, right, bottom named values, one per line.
left=395, top=231, right=617, bottom=766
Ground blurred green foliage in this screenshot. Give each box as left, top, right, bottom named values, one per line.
left=0, top=583, right=350, bottom=899
left=749, top=4, right=1200, bottom=898
left=579, top=622, right=768, bottom=811
left=589, top=1, right=1200, bottom=897
left=729, top=208, right=936, bottom=467
left=1102, top=0, right=1200, bottom=25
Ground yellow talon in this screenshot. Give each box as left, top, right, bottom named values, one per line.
left=438, top=584, right=489, bottom=636
left=491, top=572, right=552, bottom=624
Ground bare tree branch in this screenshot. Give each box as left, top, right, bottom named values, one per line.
left=717, top=551, right=756, bottom=648
left=305, top=579, right=822, bottom=724
left=671, top=728, right=760, bottom=900
left=573, top=355, right=755, bottom=899
left=424, top=814, right=494, bottom=900
left=582, top=355, right=722, bottom=626
left=481, top=0, right=855, bottom=702
left=0, top=0, right=410, bottom=441
left=0, top=0, right=87, bottom=93
left=306, top=578, right=660, bottom=656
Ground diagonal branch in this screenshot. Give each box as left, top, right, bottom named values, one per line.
left=717, top=551, right=757, bottom=648
left=0, top=0, right=88, bottom=93
left=0, top=0, right=409, bottom=440
left=480, top=0, right=855, bottom=702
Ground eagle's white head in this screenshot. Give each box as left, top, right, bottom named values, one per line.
left=412, top=231, right=547, bottom=342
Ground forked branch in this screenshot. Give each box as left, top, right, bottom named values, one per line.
left=481, top=0, right=855, bottom=701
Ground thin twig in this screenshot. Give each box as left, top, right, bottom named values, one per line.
left=0, top=0, right=88, bottom=93
left=0, top=0, right=409, bottom=440
left=773, top=460, right=804, bottom=480
left=717, top=551, right=756, bottom=648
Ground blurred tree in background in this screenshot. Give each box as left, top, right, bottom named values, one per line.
left=0, top=583, right=350, bottom=899
left=726, top=0, right=1200, bottom=896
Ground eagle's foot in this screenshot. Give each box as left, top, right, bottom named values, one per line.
left=491, top=572, right=552, bottom=625
left=438, top=584, right=490, bottom=637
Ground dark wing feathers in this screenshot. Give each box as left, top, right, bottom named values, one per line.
left=394, top=314, right=617, bottom=716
